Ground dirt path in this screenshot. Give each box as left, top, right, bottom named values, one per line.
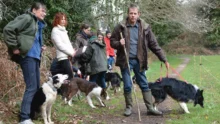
left=96, top=57, right=191, bottom=124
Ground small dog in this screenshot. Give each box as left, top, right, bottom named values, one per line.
left=105, top=72, right=122, bottom=93
left=149, top=77, right=204, bottom=113
left=62, top=77, right=110, bottom=108
left=30, top=74, right=69, bottom=124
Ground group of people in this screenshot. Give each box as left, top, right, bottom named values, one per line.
left=3, top=2, right=169, bottom=124
left=50, top=19, right=115, bottom=90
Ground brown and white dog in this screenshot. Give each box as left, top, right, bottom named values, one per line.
left=62, top=77, right=110, bottom=108
left=31, top=74, right=69, bottom=124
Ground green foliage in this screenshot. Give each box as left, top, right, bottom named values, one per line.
left=204, top=7, right=220, bottom=48
left=43, top=0, right=95, bottom=42
left=0, top=0, right=34, bottom=38
left=152, top=21, right=184, bottom=46
left=0, top=0, right=95, bottom=43
left=205, top=32, right=220, bottom=48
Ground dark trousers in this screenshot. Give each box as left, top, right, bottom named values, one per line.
left=58, top=59, right=73, bottom=80
left=19, top=57, right=40, bottom=121
left=90, top=71, right=107, bottom=89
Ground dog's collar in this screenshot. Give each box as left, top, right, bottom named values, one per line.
left=47, top=83, right=57, bottom=92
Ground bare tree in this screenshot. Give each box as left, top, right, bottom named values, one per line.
left=174, top=0, right=218, bottom=33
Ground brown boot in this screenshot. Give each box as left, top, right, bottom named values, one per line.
left=124, top=92, right=132, bottom=116
left=142, top=90, right=162, bottom=115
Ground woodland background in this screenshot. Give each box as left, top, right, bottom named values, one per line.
left=0, top=0, right=220, bottom=123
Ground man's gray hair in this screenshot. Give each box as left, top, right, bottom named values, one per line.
left=31, top=2, right=46, bottom=12
left=127, top=3, right=139, bottom=13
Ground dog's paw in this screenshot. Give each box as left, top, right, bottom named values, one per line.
left=91, top=106, right=96, bottom=108
left=68, top=102, right=73, bottom=106
left=185, top=111, right=190, bottom=114
left=48, top=121, right=54, bottom=124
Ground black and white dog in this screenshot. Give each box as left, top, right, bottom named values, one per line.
left=30, top=74, right=69, bottom=124
left=105, top=72, right=122, bottom=93
left=149, top=77, right=204, bottom=113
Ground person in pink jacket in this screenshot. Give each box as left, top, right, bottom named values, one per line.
left=104, top=30, right=115, bottom=71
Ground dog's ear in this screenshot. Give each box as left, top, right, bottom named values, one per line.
left=201, top=89, right=204, bottom=94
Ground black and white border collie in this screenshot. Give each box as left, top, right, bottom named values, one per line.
left=30, top=74, right=68, bottom=124
left=61, top=77, right=110, bottom=108
left=105, top=72, right=122, bottom=93
left=149, top=77, right=204, bottom=113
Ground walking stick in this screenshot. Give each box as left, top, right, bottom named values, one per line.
left=120, top=32, right=141, bottom=121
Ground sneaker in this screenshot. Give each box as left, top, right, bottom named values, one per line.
left=19, top=119, right=35, bottom=124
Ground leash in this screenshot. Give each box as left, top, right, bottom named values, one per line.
left=160, top=62, right=188, bottom=83
left=120, top=32, right=141, bottom=121
left=169, top=65, right=188, bottom=83
left=159, top=63, right=169, bottom=81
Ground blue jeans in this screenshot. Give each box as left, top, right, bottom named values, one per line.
left=19, top=57, right=40, bottom=121
left=90, top=71, right=107, bottom=89
left=107, top=56, right=114, bottom=69
left=120, top=59, right=150, bottom=93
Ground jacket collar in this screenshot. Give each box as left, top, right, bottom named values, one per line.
left=57, top=25, right=67, bottom=32
left=90, top=39, right=106, bottom=47
left=80, top=30, right=89, bottom=40
left=27, top=11, right=47, bottom=27
left=120, top=17, right=149, bottom=29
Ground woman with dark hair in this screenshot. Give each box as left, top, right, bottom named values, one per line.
left=75, top=32, right=108, bottom=89
left=51, top=12, right=76, bottom=80
left=74, top=24, right=91, bottom=48
left=74, top=24, right=92, bottom=79
left=3, top=2, right=47, bottom=124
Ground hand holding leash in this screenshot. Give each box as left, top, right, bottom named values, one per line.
left=165, top=61, right=170, bottom=70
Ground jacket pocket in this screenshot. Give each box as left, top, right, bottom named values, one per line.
left=17, top=34, right=35, bottom=54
